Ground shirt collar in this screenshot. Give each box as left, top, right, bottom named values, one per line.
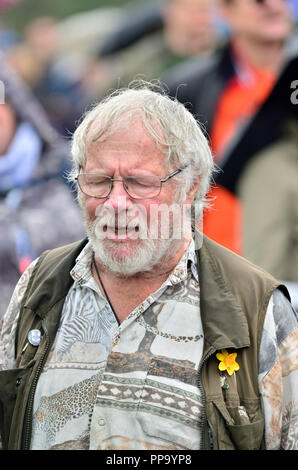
left=70, top=238, right=199, bottom=285
left=70, top=241, right=93, bottom=283
left=169, top=237, right=199, bottom=285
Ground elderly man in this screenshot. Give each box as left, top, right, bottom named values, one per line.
left=0, top=85, right=297, bottom=451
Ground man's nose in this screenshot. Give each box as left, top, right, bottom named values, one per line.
left=105, top=179, right=132, bottom=211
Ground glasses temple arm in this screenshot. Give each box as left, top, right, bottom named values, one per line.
left=160, top=164, right=188, bottom=183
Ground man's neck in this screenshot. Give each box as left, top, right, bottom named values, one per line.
left=232, top=36, right=286, bottom=74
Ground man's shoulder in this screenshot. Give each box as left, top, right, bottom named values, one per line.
left=200, top=236, right=289, bottom=298
left=14, top=238, right=88, bottom=318
left=30, top=238, right=89, bottom=283
left=42, top=238, right=88, bottom=260
left=202, top=235, right=269, bottom=271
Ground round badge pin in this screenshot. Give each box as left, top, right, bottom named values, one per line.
left=27, top=329, right=42, bottom=347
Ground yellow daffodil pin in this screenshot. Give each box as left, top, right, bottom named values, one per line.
left=216, top=349, right=240, bottom=376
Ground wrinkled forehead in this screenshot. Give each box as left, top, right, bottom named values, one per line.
left=87, top=109, right=165, bottom=143
left=86, top=142, right=162, bottom=160
left=85, top=114, right=169, bottom=162
left=84, top=142, right=169, bottom=174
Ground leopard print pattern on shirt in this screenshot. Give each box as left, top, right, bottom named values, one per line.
left=33, top=372, right=102, bottom=446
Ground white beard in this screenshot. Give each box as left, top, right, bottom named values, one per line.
left=81, top=203, right=184, bottom=277
left=89, top=232, right=175, bottom=277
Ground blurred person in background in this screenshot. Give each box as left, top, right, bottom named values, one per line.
left=96, top=0, right=224, bottom=93
left=165, top=0, right=298, bottom=308
left=5, top=16, right=88, bottom=135
left=237, top=110, right=298, bottom=309
left=0, top=51, right=85, bottom=322
left=163, top=0, right=223, bottom=57
left=1, top=1, right=224, bottom=131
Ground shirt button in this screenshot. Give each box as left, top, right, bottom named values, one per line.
left=98, top=418, right=106, bottom=426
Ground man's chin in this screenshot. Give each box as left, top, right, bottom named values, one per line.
left=90, top=238, right=152, bottom=277
left=102, top=239, right=141, bottom=263
left=90, top=236, right=173, bottom=277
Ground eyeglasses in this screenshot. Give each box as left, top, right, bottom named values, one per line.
left=75, top=165, right=188, bottom=200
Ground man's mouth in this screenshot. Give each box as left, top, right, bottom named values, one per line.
left=103, top=225, right=140, bottom=239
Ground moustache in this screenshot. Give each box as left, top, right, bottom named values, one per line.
left=93, top=204, right=148, bottom=240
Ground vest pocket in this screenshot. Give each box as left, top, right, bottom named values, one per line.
left=226, top=418, right=265, bottom=450
left=211, top=400, right=265, bottom=450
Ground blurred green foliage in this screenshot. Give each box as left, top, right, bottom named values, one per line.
left=0, top=0, right=142, bottom=31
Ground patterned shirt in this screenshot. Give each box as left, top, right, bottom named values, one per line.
left=0, top=240, right=297, bottom=450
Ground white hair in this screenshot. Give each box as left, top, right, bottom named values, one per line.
left=69, top=81, right=215, bottom=221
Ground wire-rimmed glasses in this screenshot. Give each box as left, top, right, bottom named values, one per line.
left=75, top=165, right=188, bottom=200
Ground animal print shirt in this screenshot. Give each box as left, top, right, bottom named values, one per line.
left=0, top=240, right=297, bottom=450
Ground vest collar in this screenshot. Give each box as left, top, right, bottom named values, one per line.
left=198, top=236, right=250, bottom=352
left=24, top=238, right=89, bottom=317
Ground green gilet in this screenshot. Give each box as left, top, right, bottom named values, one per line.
left=0, top=236, right=289, bottom=450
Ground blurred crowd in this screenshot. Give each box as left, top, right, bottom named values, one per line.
left=0, top=0, right=298, bottom=319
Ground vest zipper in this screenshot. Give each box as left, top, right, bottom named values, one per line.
left=198, top=347, right=215, bottom=450
left=21, top=320, right=50, bottom=450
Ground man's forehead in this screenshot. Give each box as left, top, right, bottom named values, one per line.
left=88, top=140, right=159, bottom=153
left=85, top=116, right=168, bottom=163
left=86, top=113, right=164, bottom=147
left=86, top=134, right=166, bottom=160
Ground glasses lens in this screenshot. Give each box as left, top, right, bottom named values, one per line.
left=78, top=174, right=111, bottom=197
left=125, top=175, right=161, bottom=199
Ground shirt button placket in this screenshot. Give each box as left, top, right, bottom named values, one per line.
left=98, top=417, right=106, bottom=426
